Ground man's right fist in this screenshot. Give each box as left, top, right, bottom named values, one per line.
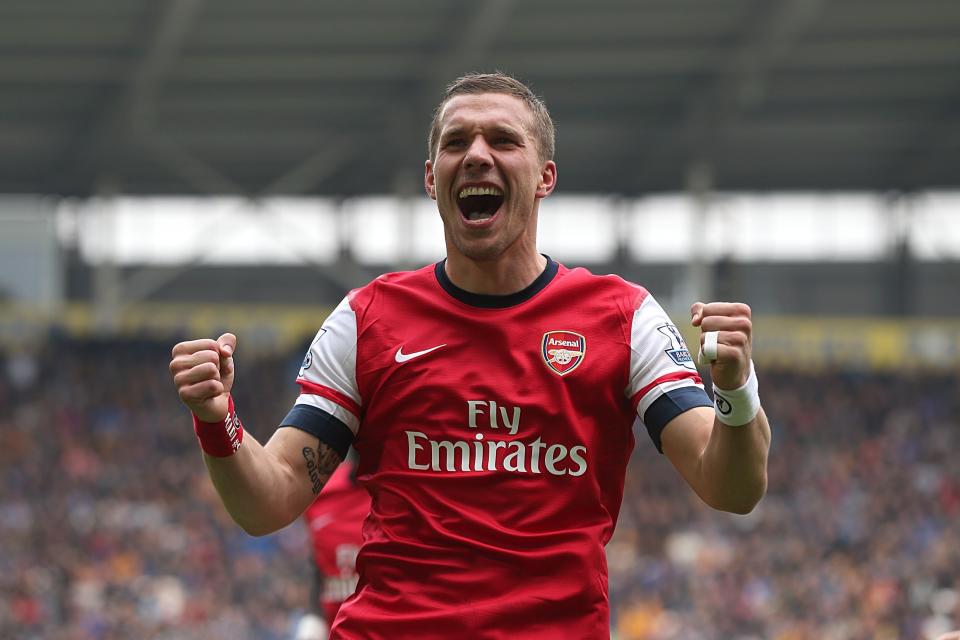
left=169, top=333, right=237, bottom=422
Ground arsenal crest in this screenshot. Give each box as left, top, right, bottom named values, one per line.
left=541, top=331, right=586, bottom=376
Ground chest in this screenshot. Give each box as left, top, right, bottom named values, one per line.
left=353, top=300, right=632, bottom=445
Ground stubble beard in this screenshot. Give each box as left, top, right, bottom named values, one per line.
left=456, top=238, right=510, bottom=262
left=447, top=202, right=532, bottom=263
left=449, top=226, right=508, bottom=262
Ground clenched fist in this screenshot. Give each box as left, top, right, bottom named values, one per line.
left=690, top=301, right=752, bottom=390
left=169, top=333, right=237, bottom=422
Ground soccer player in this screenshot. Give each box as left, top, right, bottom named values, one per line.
left=170, top=73, right=771, bottom=638
left=293, top=453, right=369, bottom=640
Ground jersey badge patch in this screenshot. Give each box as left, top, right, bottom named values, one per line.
left=299, top=352, right=313, bottom=375
left=656, top=323, right=694, bottom=369
left=299, top=328, right=327, bottom=375
left=541, top=331, right=586, bottom=376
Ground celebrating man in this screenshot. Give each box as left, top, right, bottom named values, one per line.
left=170, top=72, right=770, bottom=639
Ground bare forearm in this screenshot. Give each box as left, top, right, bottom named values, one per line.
left=170, top=335, right=342, bottom=534
left=202, top=433, right=304, bottom=536
left=700, top=407, right=771, bottom=514
left=202, top=425, right=341, bottom=536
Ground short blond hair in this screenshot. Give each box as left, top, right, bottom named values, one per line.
left=427, top=72, right=555, bottom=162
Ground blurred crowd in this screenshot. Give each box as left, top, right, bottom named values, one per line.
left=610, top=368, right=960, bottom=639
left=0, top=337, right=957, bottom=639
left=0, top=338, right=310, bottom=640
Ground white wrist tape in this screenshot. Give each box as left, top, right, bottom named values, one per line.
left=712, top=361, right=760, bottom=426
left=697, top=330, right=720, bottom=366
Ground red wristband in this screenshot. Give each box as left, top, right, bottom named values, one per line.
left=193, top=395, right=244, bottom=457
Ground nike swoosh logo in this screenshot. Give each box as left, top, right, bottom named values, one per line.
left=395, top=344, right=446, bottom=363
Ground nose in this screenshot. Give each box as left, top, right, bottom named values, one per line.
left=463, top=135, right=493, bottom=171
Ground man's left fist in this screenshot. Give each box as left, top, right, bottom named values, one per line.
left=690, top=301, right=752, bottom=390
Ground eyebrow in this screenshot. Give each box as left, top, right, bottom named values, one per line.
left=440, top=124, right=524, bottom=139
left=490, top=125, right=522, bottom=138
left=440, top=126, right=466, bottom=139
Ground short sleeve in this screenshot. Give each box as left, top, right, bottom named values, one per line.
left=280, top=296, right=361, bottom=457
left=626, top=294, right=711, bottom=452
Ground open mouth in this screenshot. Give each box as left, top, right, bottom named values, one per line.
left=457, top=185, right=504, bottom=222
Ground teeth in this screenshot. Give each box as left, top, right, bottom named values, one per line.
left=467, top=212, right=494, bottom=221
left=458, top=186, right=503, bottom=199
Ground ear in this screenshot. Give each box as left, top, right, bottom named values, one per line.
left=535, top=160, right=558, bottom=199
left=424, top=160, right=437, bottom=200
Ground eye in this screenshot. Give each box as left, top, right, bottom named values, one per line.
left=493, top=136, right=516, bottom=146
left=443, top=138, right=466, bottom=149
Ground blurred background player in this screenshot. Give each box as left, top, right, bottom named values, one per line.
left=293, top=452, right=369, bottom=640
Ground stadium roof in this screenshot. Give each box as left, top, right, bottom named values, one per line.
left=2, top=0, right=959, bottom=198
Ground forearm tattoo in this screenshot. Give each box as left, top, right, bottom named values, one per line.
left=301, top=443, right=343, bottom=494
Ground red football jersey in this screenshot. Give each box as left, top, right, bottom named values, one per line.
left=303, top=461, right=370, bottom=622
left=282, top=258, right=710, bottom=639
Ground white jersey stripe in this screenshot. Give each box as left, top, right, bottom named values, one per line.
left=298, top=295, right=362, bottom=410
left=627, top=293, right=702, bottom=422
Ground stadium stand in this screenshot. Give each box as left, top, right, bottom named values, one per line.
left=1, top=337, right=956, bottom=639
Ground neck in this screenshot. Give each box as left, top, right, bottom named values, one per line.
left=444, top=248, right=547, bottom=296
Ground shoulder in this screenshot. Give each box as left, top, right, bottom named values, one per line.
left=553, top=263, right=652, bottom=309
left=345, top=263, right=438, bottom=311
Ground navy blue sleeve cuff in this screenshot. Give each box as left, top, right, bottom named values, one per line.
left=642, top=386, right=713, bottom=454
left=280, top=404, right=354, bottom=460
